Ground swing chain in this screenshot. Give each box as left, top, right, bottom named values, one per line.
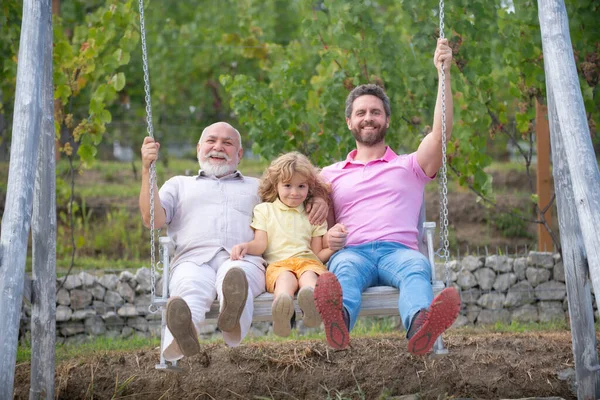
left=138, top=0, right=158, bottom=300
left=437, top=0, right=451, bottom=286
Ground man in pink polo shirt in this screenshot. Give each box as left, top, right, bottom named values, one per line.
left=313, top=39, right=461, bottom=355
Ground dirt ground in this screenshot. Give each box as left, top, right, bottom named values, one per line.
left=14, top=331, right=580, bottom=400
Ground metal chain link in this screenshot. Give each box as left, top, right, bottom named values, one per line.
left=437, top=0, right=451, bottom=286
left=137, top=0, right=158, bottom=302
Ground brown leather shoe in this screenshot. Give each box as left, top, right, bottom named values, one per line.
left=166, top=296, right=200, bottom=357
left=217, top=267, right=248, bottom=333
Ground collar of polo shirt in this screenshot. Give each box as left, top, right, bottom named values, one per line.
left=273, top=198, right=305, bottom=213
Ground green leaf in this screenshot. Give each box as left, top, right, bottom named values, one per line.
left=99, top=110, right=112, bottom=124
left=55, top=84, right=71, bottom=104
left=90, top=97, right=103, bottom=115
left=78, top=143, right=97, bottom=163
left=113, top=72, right=126, bottom=91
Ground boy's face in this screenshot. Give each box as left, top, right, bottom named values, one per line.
left=277, top=174, right=309, bottom=208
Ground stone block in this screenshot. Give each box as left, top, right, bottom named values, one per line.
left=70, top=289, right=93, bottom=310
left=474, top=267, right=495, bottom=290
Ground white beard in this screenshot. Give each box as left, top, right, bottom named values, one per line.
left=198, top=151, right=237, bottom=177
left=199, top=162, right=236, bottom=177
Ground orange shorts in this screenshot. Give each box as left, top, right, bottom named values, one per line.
left=265, top=257, right=327, bottom=293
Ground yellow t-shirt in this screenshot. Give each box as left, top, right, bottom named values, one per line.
left=251, top=199, right=327, bottom=265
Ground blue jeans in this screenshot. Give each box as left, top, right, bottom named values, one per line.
left=327, top=241, right=433, bottom=331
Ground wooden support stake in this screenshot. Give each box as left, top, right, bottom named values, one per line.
left=535, top=99, right=553, bottom=252
left=29, top=2, right=56, bottom=398
left=539, top=0, right=600, bottom=398
left=547, top=78, right=600, bottom=400
left=0, top=0, right=50, bottom=397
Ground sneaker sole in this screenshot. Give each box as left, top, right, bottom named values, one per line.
left=297, top=287, right=321, bottom=328
left=218, top=268, right=248, bottom=332
left=272, top=294, right=294, bottom=337
left=314, top=272, right=349, bottom=350
left=407, top=287, right=461, bottom=356
left=166, top=297, right=200, bottom=357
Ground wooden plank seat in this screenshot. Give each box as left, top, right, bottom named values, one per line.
left=203, top=285, right=403, bottom=322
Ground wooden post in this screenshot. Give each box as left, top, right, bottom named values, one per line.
left=538, top=1, right=600, bottom=398
left=535, top=99, right=553, bottom=252
left=29, top=2, right=56, bottom=398
left=537, top=0, right=600, bottom=310
left=0, top=0, right=50, bottom=397
left=546, top=79, right=600, bottom=400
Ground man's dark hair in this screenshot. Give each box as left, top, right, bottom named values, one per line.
left=345, top=84, right=391, bottom=119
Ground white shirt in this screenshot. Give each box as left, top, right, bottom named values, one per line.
left=159, top=170, right=265, bottom=270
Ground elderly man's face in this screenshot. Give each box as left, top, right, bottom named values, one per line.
left=197, top=127, right=242, bottom=177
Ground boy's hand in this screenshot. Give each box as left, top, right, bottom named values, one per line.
left=326, top=223, right=348, bottom=251
left=230, top=243, right=249, bottom=260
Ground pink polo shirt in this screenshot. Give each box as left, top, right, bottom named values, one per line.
left=321, top=147, right=433, bottom=250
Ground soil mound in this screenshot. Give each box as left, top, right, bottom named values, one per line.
left=14, top=331, right=579, bottom=399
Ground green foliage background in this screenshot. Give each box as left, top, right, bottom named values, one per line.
left=2, top=0, right=598, bottom=178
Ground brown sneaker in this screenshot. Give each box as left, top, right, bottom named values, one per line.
left=166, top=296, right=200, bottom=357
left=407, top=287, right=461, bottom=356
left=314, top=272, right=349, bottom=349
left=217, top=267, right=248, bottom=333
left=297, top=286, right=321, bottom=328
left=271, top=294, right=295, bottom=337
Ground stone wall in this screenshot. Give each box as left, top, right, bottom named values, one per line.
left=19, top=251, right=593, bottom=343
left=443, top=252, right=578, bottom=327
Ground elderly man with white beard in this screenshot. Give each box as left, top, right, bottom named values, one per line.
left=139, top=122, right=327, bottom=361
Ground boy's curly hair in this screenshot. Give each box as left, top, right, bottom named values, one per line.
left=258, top=152, right=330, bottom=206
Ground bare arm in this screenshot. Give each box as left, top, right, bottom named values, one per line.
left=139, top=136, right=167, bottom=229
left=230, top=230, right=268, bottom=260
left=417, top=38, right=454, bottom=178
left=311, top=235, right=335, bottom=263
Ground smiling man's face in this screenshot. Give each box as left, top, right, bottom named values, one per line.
left=346, top=94, right=390, bottom=147
left=197, top=123, right=243, bottom=177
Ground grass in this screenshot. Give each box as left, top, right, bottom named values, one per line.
left=17, top=335, right=160, bottom=364
left=15, top=318, right=573, bottom=365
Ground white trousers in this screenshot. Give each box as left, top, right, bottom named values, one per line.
left=162, top=250, right=266, bottom=361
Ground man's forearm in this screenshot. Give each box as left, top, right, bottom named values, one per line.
left=139, top=168, right=166, bottom=229
left=432, top=72, right=454, bottom=142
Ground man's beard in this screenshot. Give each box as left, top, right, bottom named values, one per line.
left=198, top=151, right=237, bottom=177
left=351, top=122, right=387, bottom=146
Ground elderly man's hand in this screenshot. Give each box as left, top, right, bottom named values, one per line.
left=306, top=196, right=328, bottom=225
left=326, top=223, right=347, bottom=252
left=141, top=136, right=160, bottom=170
